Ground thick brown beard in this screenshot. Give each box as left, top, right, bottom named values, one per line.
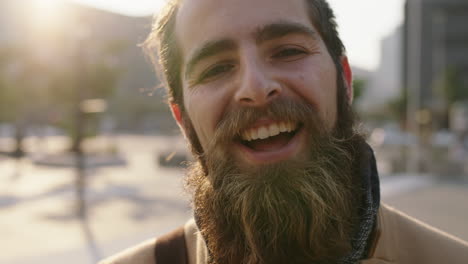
left=183, top=96, right=366, bottom=264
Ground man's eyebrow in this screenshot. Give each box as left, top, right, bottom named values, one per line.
left=254, top=21, right=318, bottom=44
left=184, top=39, right=237, bottom=79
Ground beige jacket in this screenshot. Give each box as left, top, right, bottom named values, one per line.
left=99, top=203, right=468, bottom=264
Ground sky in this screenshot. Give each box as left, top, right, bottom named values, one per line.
left=67, top=0, right=405, bottom=71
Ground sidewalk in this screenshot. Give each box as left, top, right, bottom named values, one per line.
left=0, top=135, right=192, bottom=264
left=1, top=135, right=467, bottom=264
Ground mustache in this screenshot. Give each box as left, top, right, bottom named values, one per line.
left=207, top=97, right=323, bottom=149
left=185, top=103, right=363, bottom=263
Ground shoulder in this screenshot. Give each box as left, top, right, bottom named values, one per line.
left=98, top=219, right=204, bottom=264
left=380, top=203, right=468, bottom=247
left=98, top=238, right=156, bottom=264
left=368, top=203, right=468, bottom=264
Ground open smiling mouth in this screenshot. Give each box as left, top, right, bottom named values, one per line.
left=237, top=121, right=302, bottom=152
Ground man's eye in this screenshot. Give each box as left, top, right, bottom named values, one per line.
left=272, top=48, right=308, bottom=61
left=198, top=63, right=234, bottom=82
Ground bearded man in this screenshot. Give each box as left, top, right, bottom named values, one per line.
left=99, top=0, right=468, bottom=263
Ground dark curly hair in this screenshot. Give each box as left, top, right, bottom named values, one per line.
left=143, top=0, right=347, bottom=108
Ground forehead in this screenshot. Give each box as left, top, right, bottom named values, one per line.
left=175, top=0, right=313, bottom=60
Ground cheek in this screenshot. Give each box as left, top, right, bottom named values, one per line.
left=286, top=61, right=338, bottom=126
left=298, top=74, right=305, bottom=82
left=320, top=77, right=338, bottom=128
left=314, top=74, right=338, bottom=127
left=184, top=98, right=208, bottom=146
left=183, top=87, right=230, bottom=147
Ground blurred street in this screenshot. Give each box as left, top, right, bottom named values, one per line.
left=0, top=135, right=191, bottom=264
left=1, top=135, right=467, bottom=264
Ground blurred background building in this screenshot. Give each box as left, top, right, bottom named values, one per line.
left=0, top=0, right=176, bottom=137
left=405, top=0, right=468, bottom=128
left=360, top=26, right=402, bottom=113
left=404, top=0, right=468, bottom=172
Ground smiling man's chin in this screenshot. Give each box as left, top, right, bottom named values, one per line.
left=185, top=127, right=364, bottom=264
left=183, top=96, right=367, bottom=263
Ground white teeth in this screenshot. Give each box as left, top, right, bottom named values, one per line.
left=246, top=130, right=253, bottom=141
left=279, top=122, right=287, bottom=133
left=242, top=131, right=251, bottom=141
left=286, top=122, right=296, bottom=132
left=258, top=127, right=269, bottom=139
left=269, top=124, right=280, bottom=137
left=241, top=121, right=298, bottom=141
left=251, top=128, right=259, bottom=140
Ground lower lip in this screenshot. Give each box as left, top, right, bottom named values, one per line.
left=234, top=127, right=305, bottom=165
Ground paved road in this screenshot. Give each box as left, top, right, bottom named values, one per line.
left=1, top=135, right=467, bottom=264
left=0, top=135, right=192, bottom=264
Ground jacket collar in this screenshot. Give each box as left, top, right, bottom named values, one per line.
left=362, top=204, right=397, bottom=263
left=341, top=143, right=381, bottom=263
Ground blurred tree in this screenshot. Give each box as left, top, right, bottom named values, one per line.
left=438, top=67, right=468, bottom=104
left=0, top=49, right=11, bottom=122
left=0, top=48, right=21, bottom=123
left=436, top=67, right=468, bottom=128
left=0, top=38, right=123, bottom=154
left=387, top=88, right=408, bottom=129
left=0, top=47, right=50, bottom=156
left=352, top=78, right=366, bottom=104
left=46, top=40, right=123, bottom=152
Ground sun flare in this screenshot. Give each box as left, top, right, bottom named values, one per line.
left=29, top=0, right=68, bottom=31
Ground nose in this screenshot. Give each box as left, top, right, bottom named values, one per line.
left=234, top=59, right=282, bottom=107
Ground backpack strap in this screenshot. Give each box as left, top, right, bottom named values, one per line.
left=154, top=226, right=189, bottom=264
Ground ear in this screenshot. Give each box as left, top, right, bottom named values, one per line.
left=340, top=56, right=353, bottom=104
left=170, top=102, right=185, bottom=130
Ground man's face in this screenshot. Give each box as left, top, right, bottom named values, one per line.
left=175, top=0, right=340, bottom=165
left=171, top=1, right=363, bottom=262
